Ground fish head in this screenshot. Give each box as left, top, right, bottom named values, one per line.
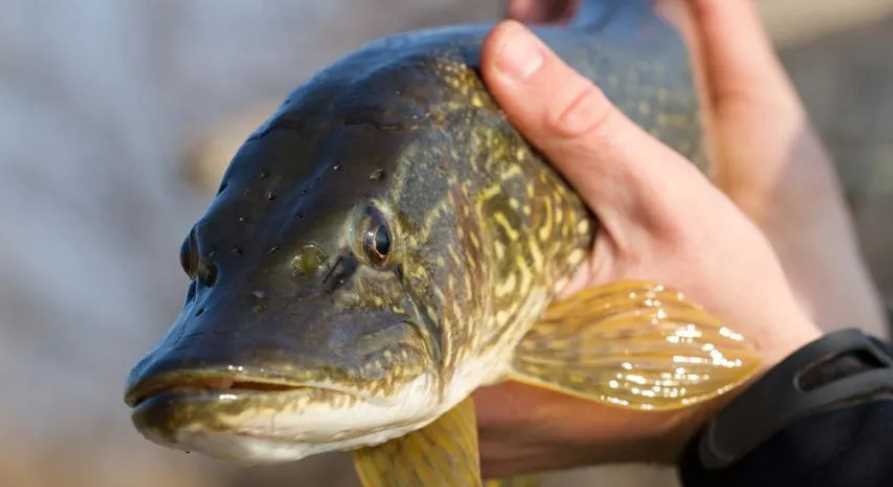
left=125, top=39, right=503, bottom=463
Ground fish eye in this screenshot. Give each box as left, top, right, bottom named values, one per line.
left=362, top=210, right=392, bottom=266
left=180, top=232, right=198, bottom=279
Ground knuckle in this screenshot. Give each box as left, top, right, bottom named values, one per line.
left=713, top=83, right=801, bottom=124
left=545, top=81, right=614, bottom=139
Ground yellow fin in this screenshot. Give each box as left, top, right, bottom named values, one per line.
left=484, top=475, right=541, bottom=487
left=353, top=397, right=483, bottom=487
left=509, top=281, right=761, bottom=411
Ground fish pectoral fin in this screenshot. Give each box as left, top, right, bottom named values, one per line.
left=353, top=397, right=483, bottom=487
left=484, top=475, right=541, bottom=487
left=508, top=281, right=762, bottom=411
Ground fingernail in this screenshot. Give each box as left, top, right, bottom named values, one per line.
left=495, top=24, right=544, bottom=81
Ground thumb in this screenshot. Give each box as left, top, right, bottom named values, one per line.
left=481, top=21, right=712, bottom=236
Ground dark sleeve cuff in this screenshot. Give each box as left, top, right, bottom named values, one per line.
left=679, top=399, right=893, bottom=487
left=679, top=332, right=893, bottom=487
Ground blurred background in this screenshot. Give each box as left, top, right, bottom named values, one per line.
left=1, top=1, right=890, bottom=486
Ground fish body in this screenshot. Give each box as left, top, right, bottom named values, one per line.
left=125, top=0, right=751, bottom=476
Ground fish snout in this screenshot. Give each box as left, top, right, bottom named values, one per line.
left=124, top=296, right=432, bottom=408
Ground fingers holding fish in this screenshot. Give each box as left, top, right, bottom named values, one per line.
left=482, top=19, right=822, bottom=368
left=481, top=20, right=710, bottom=247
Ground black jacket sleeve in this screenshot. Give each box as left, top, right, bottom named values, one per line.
left=679, top=399, right=893, bottom=487
left=679, top=336, right=893, bottom=487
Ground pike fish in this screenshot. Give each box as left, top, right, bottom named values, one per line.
left=125, top=1, right=760, bottom=485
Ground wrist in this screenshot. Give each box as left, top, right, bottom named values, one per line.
left=763, top=316, right=822, bottom=368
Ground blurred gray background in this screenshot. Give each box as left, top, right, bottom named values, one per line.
left=1, top=1, right=890, bottom=486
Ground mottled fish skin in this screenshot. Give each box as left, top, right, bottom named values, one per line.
left=124, top=0, right=699, bottom=462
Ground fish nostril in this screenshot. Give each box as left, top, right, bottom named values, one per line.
left=322, top=255, right=358, bottom=294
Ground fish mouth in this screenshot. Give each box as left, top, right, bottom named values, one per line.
left=124, top=369, right=348, bottom=408
left=125, top=368, right=371, bottom=457
left=125, top=367, right=440, bottom=463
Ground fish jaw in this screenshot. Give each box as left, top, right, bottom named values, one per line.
left=129, top=372, right=442, bottom=463
left=125, top=338, right=517, bottom=464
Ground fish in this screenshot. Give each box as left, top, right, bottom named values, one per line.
left=124, top=1, right=761, bottom=485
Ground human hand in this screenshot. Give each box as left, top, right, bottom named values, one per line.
left=473, top=1, right=838, bottom=477
left=510, top=0, right=889, bottom=334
